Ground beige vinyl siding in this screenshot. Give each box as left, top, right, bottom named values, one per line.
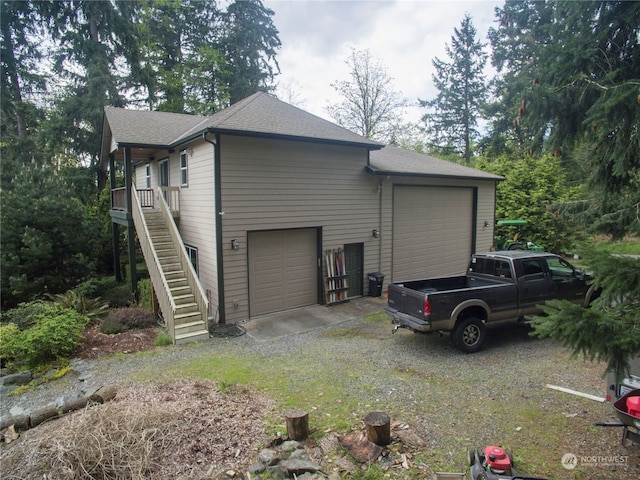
left=220, top=135, right=380, bottom=322
left=172, top=139, right=218, bottom=315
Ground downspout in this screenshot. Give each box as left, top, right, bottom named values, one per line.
left=203, top=131, right=225, bottom=324
left=378, top=178, right=383, bottom=273
left=109, top=153, right=122, bottom=282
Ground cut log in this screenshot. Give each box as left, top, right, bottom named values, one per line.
left=363, top=411, right=391, bottom=446
left=89, top=385, right=118, bottom=404
left=285, top=409, right=309, bottom=441
left=61, top=396, right=90, bottom=414
left=30, top=405, right=60, bottom=427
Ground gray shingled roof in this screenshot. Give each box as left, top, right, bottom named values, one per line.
left=104, top=92, right=383, bottom=150
left=104, top=107, right=207, bottom=147
left=368, top=145, right=503, bottom=181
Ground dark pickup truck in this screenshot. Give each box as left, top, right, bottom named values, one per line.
left=386, top=251, right=598, bottom=353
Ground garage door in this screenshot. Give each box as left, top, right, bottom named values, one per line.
left=248, top=229, right=318, bottom=316
left=393, top=186, right=474, bottom=280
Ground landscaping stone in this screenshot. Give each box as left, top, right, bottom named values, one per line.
left=0, top=371, right=32, bottom=386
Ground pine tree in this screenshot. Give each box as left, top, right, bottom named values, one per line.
left=420, top=14, right=487, bottom=163
left=221, top=0, right=280, bottom=104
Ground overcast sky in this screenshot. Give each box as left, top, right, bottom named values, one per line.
left=264, top=0, right=503, bottom=124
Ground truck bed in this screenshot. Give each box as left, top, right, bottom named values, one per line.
left=393, top=274, right=511, bottom=293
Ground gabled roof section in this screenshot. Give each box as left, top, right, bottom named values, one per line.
left=367, top=145, right=503, bottom=181
left=175, top=92, right=383, bottom=148
left=103, top=92, right=383, bottom=154
left=104, top=106, right=207, bottom=148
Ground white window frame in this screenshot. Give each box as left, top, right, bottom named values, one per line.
left=180, top=150, right=188, bottom=187
left=145, top=163, right=151, bottom=188
left=184, top=244, right=198, bottom=275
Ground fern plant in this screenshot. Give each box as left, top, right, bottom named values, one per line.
left=47, top=290, right=109, bottom=320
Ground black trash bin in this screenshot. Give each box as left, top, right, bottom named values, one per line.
left=367, top=272, right=385, bottom=297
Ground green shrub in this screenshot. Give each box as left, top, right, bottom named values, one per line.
left=1, top=301, right=49, bottom=331
left=101, top=308, right=157, bottom=335
left=73, top=277, right=118, bottom=299
left=4, top=304, right=90, bottom=368
left=102, top=285, right=133, bottom=308
left=0, top=323, right=21, bottom=365
left=47, top=290, right=109, bottom=320
left=154, top=332, right=173, bottom=346
left=100, top=319, right=126, bottom=335
left=137, top=278, right=153, bottom=311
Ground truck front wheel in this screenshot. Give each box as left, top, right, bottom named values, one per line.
left=451, top=317, right=486, bottom=353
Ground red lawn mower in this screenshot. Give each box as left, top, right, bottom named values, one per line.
left=468, top=446, right=548, bottom=480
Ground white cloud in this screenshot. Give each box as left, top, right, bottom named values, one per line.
left=266, top=0, right=502, bottom=124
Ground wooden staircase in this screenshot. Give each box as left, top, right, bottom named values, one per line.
left=143, top=211, right=209, bottom=344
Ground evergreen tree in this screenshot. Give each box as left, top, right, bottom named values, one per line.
left=420, top=14, right=487, bottom=163
left=0, top=0, right=48, bottom=173
left=326, top=49, right=408, bottom=142
left=221, top=0, right=281, bottom=103
left=42, top=0, right=140, bottom=188
left=1, top=165, right=100, bottom=308
left=487, top=1, right=640, bottom=238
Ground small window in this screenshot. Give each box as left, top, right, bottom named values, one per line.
left=159, top=158, right=169, bottom=187
left=521, top=259, right=544, bottom=277
left=184, top=244, right=198, bottom=275
left=145, top=163, right=151, bottom=188
left=180, top=151, right=188, bottom=187
left=546, top=257, right=575, bottom=278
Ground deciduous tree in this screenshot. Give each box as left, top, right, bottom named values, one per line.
left=326, top=49, right=408, bottom=142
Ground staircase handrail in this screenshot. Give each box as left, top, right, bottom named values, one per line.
left=156, top=187, right=210, bottom=322
left=131, top=188, right=177, bottom=336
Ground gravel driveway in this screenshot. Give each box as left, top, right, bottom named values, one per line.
left=2, top=305, right=639, bottom=479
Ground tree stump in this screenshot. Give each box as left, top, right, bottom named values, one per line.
left=363, top=411, right=391, bottom=446
left=285, top=409, right=309, bottom=441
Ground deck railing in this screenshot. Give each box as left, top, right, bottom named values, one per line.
left=156, top=187, right=209, bottom=328
left=111, top=187, right=178, bottom=216
left=131, top=188, right=177, bottom=341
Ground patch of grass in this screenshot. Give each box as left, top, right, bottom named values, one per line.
left=154, top=332, right=173, bottom=346
left=591, top=235, right=640, bottom=255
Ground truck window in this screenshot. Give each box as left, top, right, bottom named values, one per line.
left=546, top=257, right=575, bottom=278
left=468, top=258, right=512, bottom=278
left=519, top=259, right=545, bottom=278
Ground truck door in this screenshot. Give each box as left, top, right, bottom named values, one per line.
left=544, top=256, right=589, bottom=304
left=516, top=258, right=554, bottom=315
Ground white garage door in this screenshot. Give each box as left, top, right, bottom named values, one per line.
left=393, top=186, right=474, bottom=281
left=248, top=229, right=318, bottom=316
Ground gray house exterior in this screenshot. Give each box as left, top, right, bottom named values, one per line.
left=102, top=92, right=502, bottom=342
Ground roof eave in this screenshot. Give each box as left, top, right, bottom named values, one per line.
left=365, top=165, right=504, bottom=182
left=186, top=127, right=384, bottom=150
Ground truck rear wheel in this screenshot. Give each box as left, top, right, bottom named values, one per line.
left=451, top=317, right=486, bottom=353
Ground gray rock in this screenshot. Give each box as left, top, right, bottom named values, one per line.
left=258, top=448, right=280, bottom=466
left=280, top=458, right=322, bottom=476
left=289, top=449, right=311, bottom=461
left=248, top=461, right=266, bottom=475
left=9, top=405, right=25, bottom=416
left=266, top=464, right=289, bottom=480
left=0, top=370, right=32, bottom=386
left=279, top=440, right=299, bottom=452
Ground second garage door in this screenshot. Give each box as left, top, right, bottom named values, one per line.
left=248, top=228, right=318, bottom=317
left=393, top=186, right=474, bottom=281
